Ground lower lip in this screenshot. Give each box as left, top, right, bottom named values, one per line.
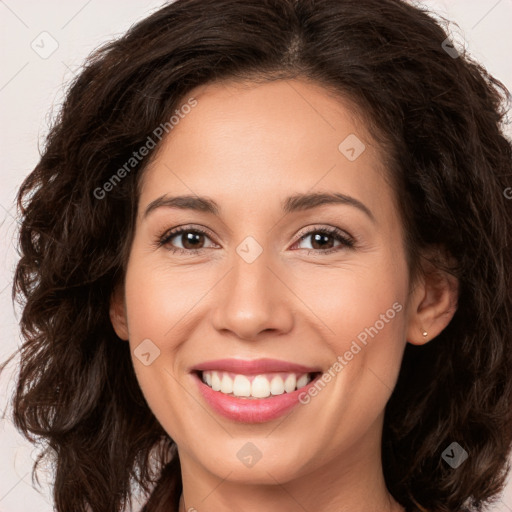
left=193, top=373, right=319, bottom=423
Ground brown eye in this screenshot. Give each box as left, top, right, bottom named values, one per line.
left=159, top=227, right=217, bottom=254
left=308, top=232, right=336, bottom=250
left=178, top=231, right=206, bottom=250
left=294, top=227, right=355, bottom=254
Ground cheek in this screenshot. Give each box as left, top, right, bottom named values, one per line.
left=292, top=255, right=407, bottom=342
left=290, top=252, right=409, bottom=406
left=121, top=256, right=207, bottom=431
left=124, top=255, right=210, bottom=342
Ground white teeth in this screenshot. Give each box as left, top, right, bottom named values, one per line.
left=284, top=374, right=297, bottom=393
left=201, top=371, right=313, bottom=398
left=251, top=375, right=271, bottom=398
left=296, top=374, right=309, bottom=389
left=233, top=374, right=251, bottom=397
left=211, top=372, right=221, bottom=391
left=270, top=376, right=285, bottom=395
left=220, top=374, right=233, bottom=394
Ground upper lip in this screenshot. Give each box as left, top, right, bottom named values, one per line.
left=191, top=358, right=321, bottom=375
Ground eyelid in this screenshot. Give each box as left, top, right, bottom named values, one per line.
left=294, top=224, right=354, bottom=243
left=158, top=224, right=218, bottom=249
left=290, top=224, right=355, bottom=252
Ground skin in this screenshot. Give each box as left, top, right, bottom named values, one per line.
left=110, top=78, right=458, bottom=512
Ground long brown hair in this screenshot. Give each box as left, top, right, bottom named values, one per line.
left=2, top=0, right=512, bottom=511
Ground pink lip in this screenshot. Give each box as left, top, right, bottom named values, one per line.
left=191, top=358, right=321, bottom=375
left=191, top=358, right=322, bottom=423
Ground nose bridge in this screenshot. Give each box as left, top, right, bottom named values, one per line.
left=211, top=235, right=293, bottom=339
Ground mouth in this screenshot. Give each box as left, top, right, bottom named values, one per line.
left=190, top=359, right=323, bottom=423
left=195, top=370, right=321, bottom=399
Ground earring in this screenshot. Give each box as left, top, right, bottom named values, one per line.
left=422, top=330, right=428, bottom=338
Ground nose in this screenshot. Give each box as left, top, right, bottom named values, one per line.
left=211, top=247, right=294, bottom=341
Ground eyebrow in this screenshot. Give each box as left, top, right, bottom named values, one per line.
left=143, top=191, right=375, bottom=222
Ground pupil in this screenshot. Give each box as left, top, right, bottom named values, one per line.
left=183, top=232, right=203, bottom=249
left=312, top=233, right=333, bottom=249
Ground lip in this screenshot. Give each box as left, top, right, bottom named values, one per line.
left=191, top=358, right=321, bottom=375
left=191, top=358, right=322, bottom=423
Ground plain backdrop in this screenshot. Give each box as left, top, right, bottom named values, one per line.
left=1, top=1, right=511, bottom=511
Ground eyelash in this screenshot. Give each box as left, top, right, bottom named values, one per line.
left=156, top=224, right=355, bottom=256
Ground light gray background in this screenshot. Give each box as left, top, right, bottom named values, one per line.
left=1, top=1, right=511, bottom=511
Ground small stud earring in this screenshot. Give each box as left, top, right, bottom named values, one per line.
left=422, top=330, right=428, bottom=338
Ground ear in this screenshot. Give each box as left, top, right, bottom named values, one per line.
left=406, top=253, right=459, bottom=346
left=109, top=282, right=129, bottom=341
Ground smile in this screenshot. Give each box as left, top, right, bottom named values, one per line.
left=200, top=371, right=316, bottom=398
left=191, top=358, right=322, bottom=423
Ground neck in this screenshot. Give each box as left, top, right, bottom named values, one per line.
left=178, top=485, right=404, bottom=512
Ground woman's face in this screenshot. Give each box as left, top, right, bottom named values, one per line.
left=111, top=78, right=427, bottom=487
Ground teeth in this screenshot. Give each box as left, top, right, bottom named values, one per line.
left=211, top=372, right=221, bottom=391
left=251, top=375, right=271, bottom=398
left=201, top=371, right=313, bottom=398
left=284, top=374, right=296, bottom=393
left=220, top=374, right=233, bottom=394
left=233, top=374, right=251, bottom=397
left=270, top=376, right=285, bottom=395
left=296, top=374, right=309, bottom=388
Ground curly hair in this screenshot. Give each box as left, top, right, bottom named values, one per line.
left=1, top=0, right=511, bottom=511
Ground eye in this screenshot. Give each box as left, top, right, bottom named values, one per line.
left=157, top=226, right=218, bottom=255
left=291, top=226, right=355, bottom=254
left=156, top=224, right=355, bottom=256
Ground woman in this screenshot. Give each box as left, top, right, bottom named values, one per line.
left=2, top=0, right=511, bottom=511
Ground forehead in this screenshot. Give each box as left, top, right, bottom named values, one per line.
left=139, top=78, right=395, bottom=224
